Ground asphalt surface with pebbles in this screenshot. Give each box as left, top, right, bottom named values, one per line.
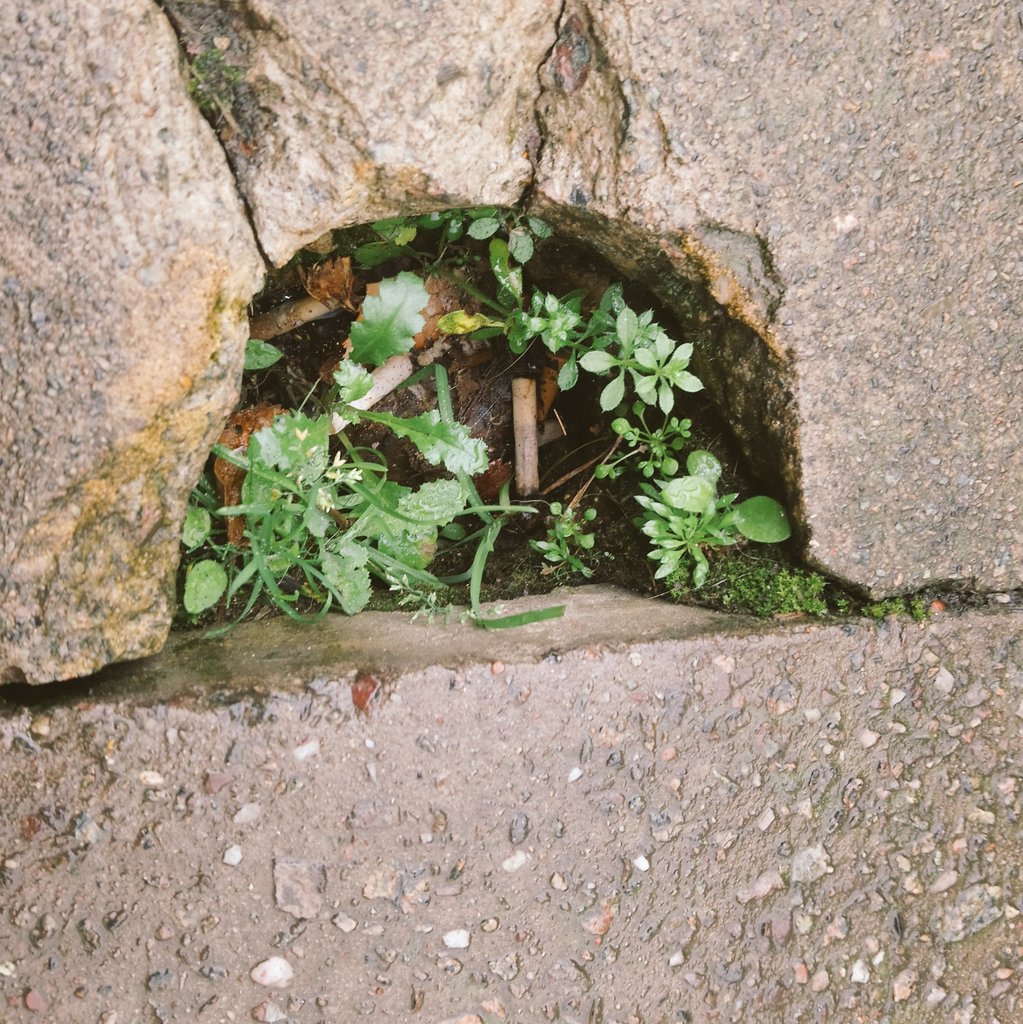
left=1, top=593, right=1021, bottom=1023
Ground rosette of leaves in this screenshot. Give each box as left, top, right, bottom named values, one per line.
left=635, top=450, right=791, bottom=587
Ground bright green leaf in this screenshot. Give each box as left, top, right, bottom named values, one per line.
left=616, top=308, right=639, bottom=348
left=321, top=542, right=372, bottom=615
left=735, top=496, right=792, bottom=543
left=369, top=409, right=488, bottom=476
left=467, top=217, right=501, bottom=240
left=244, top=338, right=284, bottom=371
left=508, top=229, right=534, bottom=264
left=675, top=370, right=704, bottom=393
left=182, top=507, right=211, bottom=550
left=349, top=272, right=428, bottom=365
left=251, top=411, right=330, bottom=480
left=332, top=361, right=375, bottom=405
left=557, top=355, right=579, bottom=391
left=489, top=239, right=523, bottom=306
left=579, top=350, right=617, bottom=374
left=599, top=372, right=627, bottom=412
left=662, top=475, right=716, bottom=514
left=686, top=450, right=722, bottom=482
left=183, top=559, right=227, bottom=614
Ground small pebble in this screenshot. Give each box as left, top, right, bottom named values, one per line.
left=550, top=872, right=568, bottom=891
left=810, top=969, right=829, bottom=992
left=858, top=728, right=879, bottom=749
left=793, top=963, right=809, bottom=985
left=223, top=845, right=243, bottom=866
left=851, top=960, right=870, bottom=984
left=502, top=851, right=528, bottom=872
left=929, top=869, right=958, bottom=894
left=292, top=739, right=320, bottom=762
left=490, top=661, right=504, bottom=675
left=632, top=855, right=650, bottom=872
left=791, top=845, right=831, bottom=883
left=234, top=803, right=262, bottom=825
left=567, top=767, right=583, bottom=783
left=332, top=913, right=357, bottom=933
left=442, top=929, right=471, bottom=949
left=480, top=917, right=499, bottom=932
left=668, top=951, right=685, bottom=968
left=138, top=770, right=165, bottom=788
left=251, top=999, right=288, bottom=1022
left=24, top=989, right=47, bottom=1012
left=893, top=969, right=916, bottom=1002
left=250, top=957, right=294, bottom=988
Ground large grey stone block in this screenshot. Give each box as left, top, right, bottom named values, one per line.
left=0, top=1, right=263, bottom=682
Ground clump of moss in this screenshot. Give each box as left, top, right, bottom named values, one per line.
left=186, top=48, right=243, bottom=120
left=863, top=596, right=929, bottom=621
left=668, top=550, right=831, bottom=617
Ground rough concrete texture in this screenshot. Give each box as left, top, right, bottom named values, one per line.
left=2, top=592, right=1022, bottom=1022
left=171, top=0, right=1022, bottom=598
left=0, top=1, right=264, bottom=683
left=166, top=0, right=556, bottom=261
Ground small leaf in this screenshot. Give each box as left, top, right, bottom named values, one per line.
left=355, top=240, right=404, bottom=267
left=658, top=382, right=674, bottom=414
left=527, top=216, right=553, bottom=238
left=735, top=496, right=792, bottom=543
left=349, top=272, right=429, bottom=365
left=181, top=507, right=211, bottom=550
left=616, top=308, right=639, bottom=348
left=251, top=411, right=330, bottom=480
left=489, top=239, right=523, bottom=305
left=661, top=475, right=716, bottom=514
left=369, top=409, right=488, bottom=476
left=332, top=361, right=375, bottom=404
left=467, top=217, right=501, bottom=240
left=599, top=372, right=626, bottom=412
left=557, top=354, right=579, bottom=391
left=579, top=350, right=617, bottom=374
left=675, top=370, right=704, bottom=393
left=183, top=559, right=228, bottom=614
left=244, top=338, right=284, bottom=371
left=686, top=450, right=722, bottom=482
left=437, top=310, right=494, bottom=335
left=321, top=543, right=372, bottom=615
left=507, top=229, right=534, bottom=264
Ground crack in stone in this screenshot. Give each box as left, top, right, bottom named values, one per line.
left=151, top=0, right=272, bottom=270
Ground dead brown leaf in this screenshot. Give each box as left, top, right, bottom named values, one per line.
left=214, top=404, right=286, bottom=545
left=298, top=256, right=360, bottom=311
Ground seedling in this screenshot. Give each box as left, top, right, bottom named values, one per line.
left=635, top=450, right=791, bottom=588
left=530, top=503, right=598, bottom=578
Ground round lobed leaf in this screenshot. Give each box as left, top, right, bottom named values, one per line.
left=735, top=496, right=792, bottom=543
left=183, top=559, right=228, bottom=614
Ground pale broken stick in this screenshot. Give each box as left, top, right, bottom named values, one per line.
left=249, top=296, right=345, bottom=340
left=512, top=377, right=540, bottom=497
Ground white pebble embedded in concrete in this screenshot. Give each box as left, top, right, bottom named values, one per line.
left=222, top=845, right=243, bottom=866
left=442, top=929, right=470, bottom=949
left=250, top=956, right=294, bottom=988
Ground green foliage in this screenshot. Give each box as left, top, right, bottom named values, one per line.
left=674, top=552, right=829, bottom=617
left=635, top=450, right=791, bottom=588
left=349, top=272, right=429, bottom=364
left=184, top=206, right=799, bottom=628
left=244, top=338, right=283, bottom=371
left=530, top=503, right=597, bottom=578
left=596, top=402, right=692, bottom=480
left=186, top=48, right=243, bottom=119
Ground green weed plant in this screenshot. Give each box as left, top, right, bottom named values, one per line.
left=182, top=207, right=794, bottom=627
